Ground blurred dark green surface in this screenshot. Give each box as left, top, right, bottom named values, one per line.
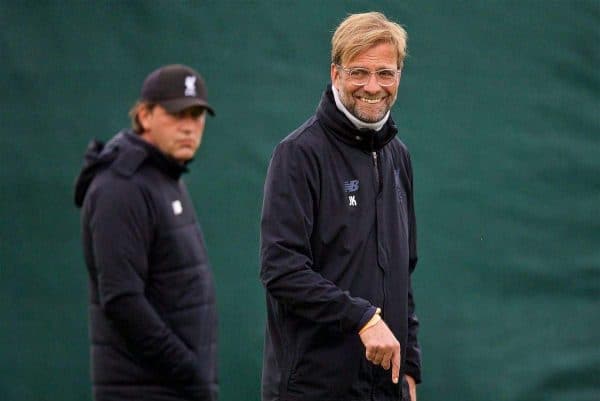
left=1, top=1, right=598, bottom=400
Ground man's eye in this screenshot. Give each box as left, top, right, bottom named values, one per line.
left=350, top=69, right=369, bottom=78
left=378, top=70, right=396, bottom=78
left=176, top=109, right=205, bottom=119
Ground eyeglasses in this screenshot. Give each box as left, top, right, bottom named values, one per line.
left=336, top=64, right=400, bottom=87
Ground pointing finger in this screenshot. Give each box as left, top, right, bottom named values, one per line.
left=391, top=347, right=400, bottom=384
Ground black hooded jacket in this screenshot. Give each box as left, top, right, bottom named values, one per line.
left=260, top=86, right=421, bottom=401
left=74, top=131, right=218, bottom=401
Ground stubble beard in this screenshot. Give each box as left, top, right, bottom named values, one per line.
left=339, top=90, right=394, bottom=123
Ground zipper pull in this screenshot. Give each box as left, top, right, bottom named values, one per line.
left=372, top=151, right=380, bottom=191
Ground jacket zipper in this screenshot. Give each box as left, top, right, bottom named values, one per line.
left=372, top=151, right=380, bottom=191
left=372, top=149, right=387, bottom=395
left=373, top=150, right=386, bottom=317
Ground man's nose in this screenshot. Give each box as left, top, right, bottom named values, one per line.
left=178, top=117, right=200, bottom=134
left=362, top=73, right=381, bottom=92
left=180, top=127, right=193, bottom=136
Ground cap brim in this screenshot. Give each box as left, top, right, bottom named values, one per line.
left=159, top=98, right=215, bottom=116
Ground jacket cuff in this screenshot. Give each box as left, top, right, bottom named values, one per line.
left=403, top=360, right=421, bottom=384
left=356, top=306, right=378, bottom=333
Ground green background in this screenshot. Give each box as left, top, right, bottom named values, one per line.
left=1, top=1, right=598, bottom=400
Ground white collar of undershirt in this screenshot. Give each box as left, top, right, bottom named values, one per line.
left=332, top=84, right=390, bottom=131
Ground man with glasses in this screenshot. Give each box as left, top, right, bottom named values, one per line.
left=75, top=64, right=218, bottom=401
left=260, top=12, right=421, bottom=401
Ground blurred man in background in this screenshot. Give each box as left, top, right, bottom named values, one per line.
left=260, top=12, right=421, bottom=401
left=75, top=64, right=218, bottom=401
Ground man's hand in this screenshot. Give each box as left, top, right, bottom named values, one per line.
left=358, top=318, right=401, bottom=383
left=405, top=375, right=417, bottom=401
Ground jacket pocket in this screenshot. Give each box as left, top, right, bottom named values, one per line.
left=285, top=327, right=365, bottom=398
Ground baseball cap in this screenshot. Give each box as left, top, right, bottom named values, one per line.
left=141, top=64, right=215, bottom=116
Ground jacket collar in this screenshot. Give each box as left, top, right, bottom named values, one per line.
left=74, top=130, right=188, bottom=207
left=316, top=84, right=398, bottom=152
left=122, top=131, right=189, bottom=180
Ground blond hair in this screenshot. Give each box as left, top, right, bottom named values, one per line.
left=128, top=101, right=156, bottom=134
left=331, top=12, right=408, bottom=68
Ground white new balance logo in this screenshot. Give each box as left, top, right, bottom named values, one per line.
left=172, top=200, right=183, bottom=215
left=184, top=76, right=197, bottom=96
left=348, top=195, right=357, bottom=207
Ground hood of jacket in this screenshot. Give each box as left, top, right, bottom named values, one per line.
left=74, top=130, right=188, bottom=207
left=316, top=84, right=398, bottom=152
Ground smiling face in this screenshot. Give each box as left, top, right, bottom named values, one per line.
left=138, top=104, right=206, bottom=163
left=331, top=42, right=401, bottom=123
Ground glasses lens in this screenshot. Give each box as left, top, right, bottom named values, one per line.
left=376, top=69, right=397, bottom=86
left=348, top=68, right=369, bottom=84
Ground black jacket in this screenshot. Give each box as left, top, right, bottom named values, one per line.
left=260, top=86, right=421, bottom=401
left=74, top=131, right=218, bottom=401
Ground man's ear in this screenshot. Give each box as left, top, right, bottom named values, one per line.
left=137, top=105, right=152, bottom=131
left=330, top=63, right=340, bottom=86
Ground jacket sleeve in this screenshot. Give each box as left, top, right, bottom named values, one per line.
left=87, top=177, right=200, bottom=383
left=405, top=276, right=421, bottom=383
left=404, top=151, right=422, bottom=383
left=260, top=141, right=376, bottom=333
